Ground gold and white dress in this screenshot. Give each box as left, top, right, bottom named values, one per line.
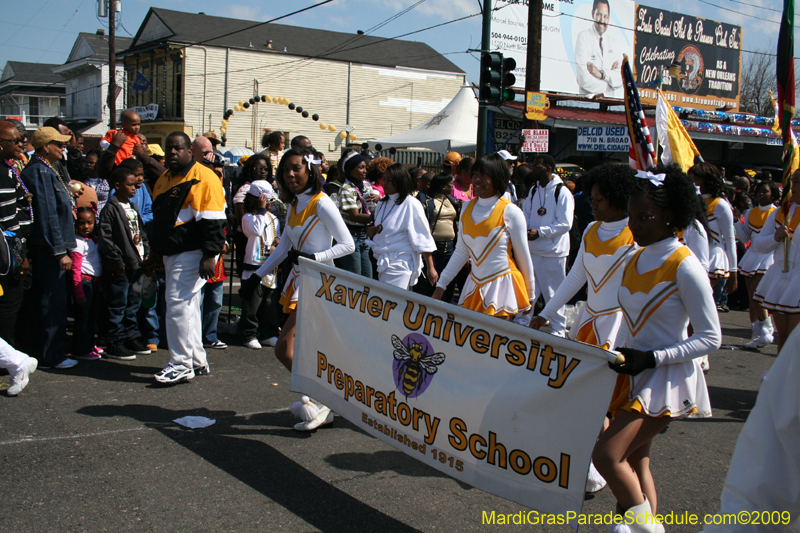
left=436, top=196, right=534, bottom=317
left=540, top=219, right=636, bottom=349
left=752, top=204, right=800, bottom=313
left=704, top=195, right=737, bottom=279
left=254, top=191, right=355, bottom=314
left=736, top=204, right=777, bottom=277
left=610, top=237, right=721, bottom=418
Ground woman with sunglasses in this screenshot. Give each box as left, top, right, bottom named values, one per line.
left=20, top=127, right=79, bottom=369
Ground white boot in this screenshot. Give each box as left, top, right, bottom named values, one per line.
left=617, top=496, right=662, bottom=533
left=764, top=315, right=775, bottom=336
left=294, top=404, right=334, bottom=431
left=749, top=321, right=760, bottom=341
left=585, top=461, right=608, bottom=493
left=746, top=321, right=774, bottom=349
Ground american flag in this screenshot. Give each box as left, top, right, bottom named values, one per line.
left=622, top=56, right=657, bottom=171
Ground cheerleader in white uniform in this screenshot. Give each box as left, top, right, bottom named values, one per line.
left=242, top=149, right=355, bottom=431
left=433, top=153, right=534, bottom=318
left=752, top=171, right=800, bottom=352
left=736, top=180, right=780, bottom=348
left=531, top=163, right=637, bottom=495
left=367, top=164, right=437, bottom=289
left=676, top=194, right=710, bottom=272
left=594, top=167, right=721, bottom=532
left=689, top=163, right=737, bottom=293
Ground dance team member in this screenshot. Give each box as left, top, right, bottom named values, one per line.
left=735, top=179, right=779, bottom=348
left=432, top=153, right=534, bottom=318
left=531, top=163, right=637, bottom=494
left=594, top=166, right=721, bottom=532
left=243, top=149, right=355, bottom=430
left=752, top=170, right=800, bottom=352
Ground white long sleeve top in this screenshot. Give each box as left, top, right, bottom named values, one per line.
left=368, top=194, right=436, bottom=257
left=254, top=191, right=355, bottom=278
left=522, top=176, right=575, bottom=257
left=436, top=195, right=535, bottom=299
left=679, top=221, right=710, bottom=273
left=751, top=203, right=799, bottom=268
left=618, top=237, right=722, bottom=365
left=540, top=218, right=634, bottom=322
left=705, top=194, right=737, bottom=271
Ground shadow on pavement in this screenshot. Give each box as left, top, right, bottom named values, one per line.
left=77, top=404, right=423, bottom=533
left=694, top=385, right=759, bottom=422
left=38, top=359, right=162, bottom=384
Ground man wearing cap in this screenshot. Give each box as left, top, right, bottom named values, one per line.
left=151, top=132, right=227, bottom=384
left=21, top=127, right=79, bottom=369
left=516, top=154, right=574, bottom=336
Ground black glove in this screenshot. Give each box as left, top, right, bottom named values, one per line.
left=239, top=274, right=262, bottom=298
left=609, top=348, right=656, bottom=376
left=288, top=249, right=315, bottom=265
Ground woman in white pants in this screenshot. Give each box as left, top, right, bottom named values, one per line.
left=367, top=164, right=437, bottom=289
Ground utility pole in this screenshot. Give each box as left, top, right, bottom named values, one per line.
left=522, top=0, right=543, bottom=133
left=108, top=0, right=117, bottom=129
left=476, top=0, right=493, bottom=157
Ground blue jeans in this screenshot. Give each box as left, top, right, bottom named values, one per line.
left=30, top=247, right=69, bottom=366
left=106, top=270, right=142, bottom=344
left=137, top=274, right=160, bottom=346
left=338, top=230, right=372, bottom=279
left=73, top=279, right=98, bottom=357
left=201, top=281, right=224, bottom=343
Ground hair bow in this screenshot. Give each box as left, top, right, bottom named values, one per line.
left=304, top=154, right=321, bottom=171
left=635, top=170, right=666, bottom=187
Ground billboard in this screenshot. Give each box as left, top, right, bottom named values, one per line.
left=634, top=5, right=743, bottom=110
left=489, top=1, right=742, bottom=111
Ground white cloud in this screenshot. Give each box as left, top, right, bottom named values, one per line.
left=226, top=5, right=270, bottom=22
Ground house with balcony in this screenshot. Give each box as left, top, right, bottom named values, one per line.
left=53, top=30, right=132, bottom=140
left=0, top=61, right=65, bottom=130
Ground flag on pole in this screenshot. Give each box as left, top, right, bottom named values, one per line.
left=769, top=90, right=799, bottom=181
left=655, top=90, right=701, bottom=173
left=622, top=56, right=657, bottom=171
left=776, top=0, right=795, bottom=210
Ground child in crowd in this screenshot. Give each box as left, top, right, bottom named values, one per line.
left=99, top=110, right=141, bottom=165
left=98, top=168, right=149, bottom=360
left=70, top=206, right=103, bottom=361
left=238, top=181, right=281, bottom=349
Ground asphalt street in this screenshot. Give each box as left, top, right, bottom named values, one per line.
left=0, top=306, right=777, bottom=533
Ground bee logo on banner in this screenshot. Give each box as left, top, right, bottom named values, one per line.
left=391, top=334, right=446, bottom=399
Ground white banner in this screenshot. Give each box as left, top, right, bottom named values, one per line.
left=522, top=129, right=549, bottom=152
left=119, top=103, right=159, bottom=122
left=577, top=125, right=631, bottom=151
left=293, top=260, right=619, bottom=515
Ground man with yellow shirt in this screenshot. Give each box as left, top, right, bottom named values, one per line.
left=151, top=132, right=226, bottom=384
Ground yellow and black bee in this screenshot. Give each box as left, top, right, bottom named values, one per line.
left=391, top=334, right=446, bottom=398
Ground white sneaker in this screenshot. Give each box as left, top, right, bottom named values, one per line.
left=294, top=406, right=334, bottom=431
left=7, top=356, right=38, bottom=396
left=243, top=338, right=262, bottom=350
left=551, top=330, right=566, bottom=338
left=55, top=358, right=79, bottom=369
left=260, top=336, right=278, bottom=347
left=746, top=334, right=774, bottom=349
left=585, top=461, right=607, bottom=493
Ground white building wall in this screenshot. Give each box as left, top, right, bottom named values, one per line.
left=183, top=46, right=465, bottom=157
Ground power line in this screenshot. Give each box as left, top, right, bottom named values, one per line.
left=718, top=0, right=783, bottom=13
left=696, top=0, right=781, bottom=24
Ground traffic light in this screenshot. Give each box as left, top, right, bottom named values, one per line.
left=480, top=51, right=503, bottom=104
left=480, top=52, right=517, bottom=104
left=501, top=57, right=517, bottom=103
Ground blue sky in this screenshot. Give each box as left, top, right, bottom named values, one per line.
left=0, top=0, right=793, bottom=84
